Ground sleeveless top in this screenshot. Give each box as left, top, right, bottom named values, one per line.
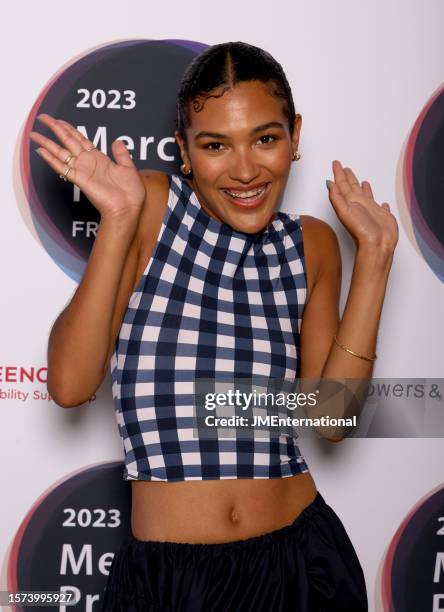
left=110, top=174, right=310, bottom=482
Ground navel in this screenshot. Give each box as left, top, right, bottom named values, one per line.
left=229, top=506, right=241, bottom=524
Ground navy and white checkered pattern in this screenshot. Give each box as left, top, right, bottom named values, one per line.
left=110, top=174, right=310, bottom=481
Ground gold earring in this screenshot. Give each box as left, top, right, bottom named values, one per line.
left=292, top=151, right=301, bottom=162
left=181, top=163, right=192, bottom=175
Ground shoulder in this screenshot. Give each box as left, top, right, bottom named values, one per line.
left=135, top=170, right=171, bottom=244
left=298, top=214, right=338, bottom=243
left=298, top=214, right=342, bottom=299
left=139, top=169, right=171, bottom=206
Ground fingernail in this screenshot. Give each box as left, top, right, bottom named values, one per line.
left=35, top=148, right=42, bottom=156
left=326, top=179, right=330, bottom=190
left=37, top=114, right=45, bottom=122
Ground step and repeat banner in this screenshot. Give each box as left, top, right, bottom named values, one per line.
left=1, top=2, right=443, bottom=610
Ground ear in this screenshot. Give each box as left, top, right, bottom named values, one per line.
left=175, top=130, right=191, bottom=166
left=291, top=114, right=302, bottom=154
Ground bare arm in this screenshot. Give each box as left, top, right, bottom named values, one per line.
left=320, top=246, right=393, bottom=379
left=47, top=169, right=169, bottom=407
left=299, top=160, right=399, bottom=440
left=47, top=213, right=140, bottom=406
left=30, top=115, right=147, bottom=407
left=299, top=222, right=393, bottom=380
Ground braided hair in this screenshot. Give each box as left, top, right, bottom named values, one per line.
left=176, top=42, right=296, bottom=142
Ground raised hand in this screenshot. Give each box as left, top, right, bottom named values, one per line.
left=30, top=114, right=146, bottom=220
left=327, top=160, right=398, bottom=255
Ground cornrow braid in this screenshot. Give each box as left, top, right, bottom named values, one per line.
left=176, top=41, right=296, bottom=142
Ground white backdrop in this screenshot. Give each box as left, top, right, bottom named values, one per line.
left=1, top=1, right=444, bottom=610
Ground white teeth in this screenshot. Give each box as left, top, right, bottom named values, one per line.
left=225, top=186, right=266, bottom=199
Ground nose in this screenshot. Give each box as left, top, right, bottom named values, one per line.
left=228, top=147, right=260, bottom=184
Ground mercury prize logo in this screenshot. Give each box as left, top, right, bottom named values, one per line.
left=377, top=484, right=444, bottom=611
left=397, top=84, right=444, bottom=283
left=18, top=39, right=207, bottom=282
left=4, top=462, right=130, bottom=611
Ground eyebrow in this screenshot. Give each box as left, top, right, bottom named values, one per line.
left=194, top=121, right=286, bottom=141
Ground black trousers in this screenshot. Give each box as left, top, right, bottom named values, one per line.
left=101, top=491, right=368, bottom=611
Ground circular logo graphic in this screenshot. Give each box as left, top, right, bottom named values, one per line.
left=397, top=84, right=444, bottom=283
left=19, top=39, right=207, bottom=282
left=378, top=484, right=444, bottom=611
left=6, top=462, right=130, bottom=610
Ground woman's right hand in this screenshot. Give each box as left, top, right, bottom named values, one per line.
left=30, top=114, right=146, bottom=220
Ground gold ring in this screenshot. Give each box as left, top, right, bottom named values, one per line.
left=59, top=166, right=72, bottom=182
left=64, top=154, right=74, bottom=165
left=85, top=146, right=96, bottom=152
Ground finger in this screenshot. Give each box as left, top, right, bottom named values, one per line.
left=36, top=147, right=77, bottom=183
left=111, top=140, right=136, bottom=168
left=30, top=131, right=75, bottom=166
left=332, top=160, right=352, bottom=197
left=343, top=167, right=362, bottom=194
left=58, top=119, right=96, bottom=151
left=361, top=180, right=374, bottom=200
left=327, top=180, right=348, bottom=212
left=37, top=114, right=84, bottom=156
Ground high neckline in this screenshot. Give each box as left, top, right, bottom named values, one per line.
left=176, top=174, right=287, bottom=238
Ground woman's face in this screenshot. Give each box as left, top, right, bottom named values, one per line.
left=176, top=81, right=302, bottom=234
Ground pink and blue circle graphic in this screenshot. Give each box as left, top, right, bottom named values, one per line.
left=398, top=84, right=444, bottom=282
left=19, top=39, right=207, bottom=282
left=6, top=462, right=130, bottom=610
left=378, top=484, right=444, bottom=611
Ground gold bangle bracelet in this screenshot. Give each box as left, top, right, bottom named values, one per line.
left=333, top=334, right=377, bottom=362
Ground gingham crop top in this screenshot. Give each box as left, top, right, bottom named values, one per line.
left=110, top=173, right=310, bottom=481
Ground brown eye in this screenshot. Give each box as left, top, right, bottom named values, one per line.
left=205, top=142, right=225, bottom=151
left=257, top=135, right=276, bottom=145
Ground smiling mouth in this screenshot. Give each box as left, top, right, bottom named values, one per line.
left=221, top=183, right=271, bottom=209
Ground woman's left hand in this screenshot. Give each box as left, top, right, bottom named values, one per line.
left=327, top=160, right=399, bottom=255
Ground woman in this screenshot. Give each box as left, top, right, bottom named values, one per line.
left=31, top=42, right=398, bottom=611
